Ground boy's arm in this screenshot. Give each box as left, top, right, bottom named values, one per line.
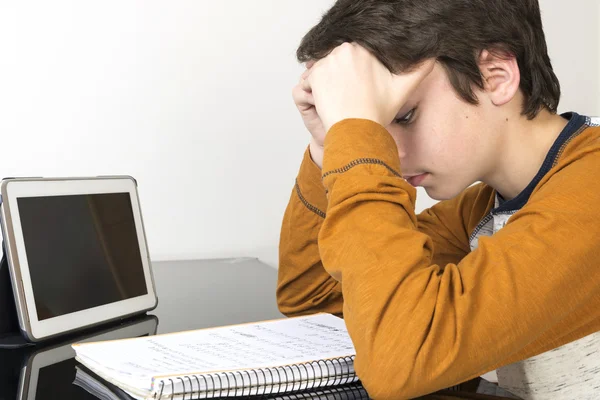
left=416, top=183, right=492, bottom=267
left=277, top=146, right=343, bottom=317
left=277, top=146, right=483, bottom=318
left=319, top=119, right=600, bottom=399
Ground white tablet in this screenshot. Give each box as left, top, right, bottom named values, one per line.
left=0, top=176, right=158, bottom=342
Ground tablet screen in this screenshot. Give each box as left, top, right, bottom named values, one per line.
left=17, top=193, right=148, bottom=321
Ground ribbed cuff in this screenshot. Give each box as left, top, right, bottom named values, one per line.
left=322, top=119, right=401, bottom=186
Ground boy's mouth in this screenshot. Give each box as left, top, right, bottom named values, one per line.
left=405, top=173, right=429, bottom=187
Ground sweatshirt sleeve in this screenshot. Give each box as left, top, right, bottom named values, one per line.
left=318, top=119, right=600, bottom=399
left=276, top=146, right=343, bottom=317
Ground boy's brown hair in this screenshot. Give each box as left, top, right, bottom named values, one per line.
left=297, top=0, right=560, bottom=119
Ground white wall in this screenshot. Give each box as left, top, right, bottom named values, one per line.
left=0, top=1, right=598, bottom=268
left=541, top=0, right=599, bottom=116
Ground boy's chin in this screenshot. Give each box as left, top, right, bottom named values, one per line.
left=423, top=185, right=462, bottom=201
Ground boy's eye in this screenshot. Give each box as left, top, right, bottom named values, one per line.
left=393, top=108, right=416, bottom=125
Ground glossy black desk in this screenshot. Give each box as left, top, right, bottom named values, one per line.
left=0, top=258, right=284, bottom=400
left=0, top=258, right=515, bottom=400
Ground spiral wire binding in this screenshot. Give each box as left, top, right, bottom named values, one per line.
left=153, top=356, right=357, bottom=399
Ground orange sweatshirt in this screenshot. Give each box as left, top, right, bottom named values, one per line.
left=277, top=116, right=600, bottom=399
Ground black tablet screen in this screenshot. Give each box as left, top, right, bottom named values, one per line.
left=17, top=193, right=148, bottom=321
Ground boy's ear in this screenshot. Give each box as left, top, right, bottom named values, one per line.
left=478, top=49, right=520, bottom=107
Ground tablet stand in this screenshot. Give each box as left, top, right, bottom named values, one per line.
left=0, top=251, right=32, bottom=348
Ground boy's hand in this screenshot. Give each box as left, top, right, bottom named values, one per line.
left=303, top=43, right=435, bottom=133
left=292, top=62, right=327, bottom=168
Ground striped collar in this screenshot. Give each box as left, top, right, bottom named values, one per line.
left=494, top=112, right=587, bottom=212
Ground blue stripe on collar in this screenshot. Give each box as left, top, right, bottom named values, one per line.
left=494, top=112, right=587, bottom=212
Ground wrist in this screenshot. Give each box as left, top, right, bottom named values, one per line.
left=309, top=140, right=324, bottom=169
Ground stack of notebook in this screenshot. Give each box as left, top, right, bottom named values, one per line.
left=72, top=313, right=368, bottom=400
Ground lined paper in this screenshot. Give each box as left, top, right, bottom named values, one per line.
left=73, top=314, right=356, bottom=399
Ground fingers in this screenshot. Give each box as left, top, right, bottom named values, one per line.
left=297, top=72, right=313, bottom=97
left=294, top=66, right=316, bottom=112
left=300, top=65, right=315, bottom=92
left=292, top=84, right=315, bottom=108
left=300, top=76, right=312, bottom=92
left=301, top=67, right=312, bottom=80
left=301, top=58, right=321, bottom=87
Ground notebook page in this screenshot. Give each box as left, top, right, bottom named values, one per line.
left=73, top=314, right=355, bottom=396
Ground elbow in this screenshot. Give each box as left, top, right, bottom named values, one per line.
left=355, top=356, right=411, bottom=400
left=276, top=283, right=343, bottom=318
left=275, top=282, right=316, bottom=317
left=276, top=286, right=324, bottom=318
left=276, top=288, right=303, bottom=317
left=357, top=365, right=418, bottom=400
left=355, top=349, right=436, bottom=400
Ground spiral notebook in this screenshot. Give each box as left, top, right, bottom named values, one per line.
left=73, top=365, right=369, bottom=400
left=72, top=313, right=358, bottom=400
